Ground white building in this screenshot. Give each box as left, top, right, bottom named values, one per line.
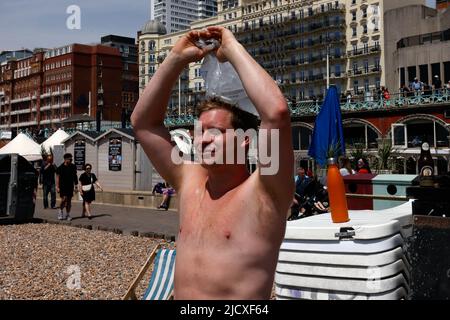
left=153, top=0, right=218, bottom=34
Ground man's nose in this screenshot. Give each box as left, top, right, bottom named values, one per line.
left=201, top=130, right=215, bottom=144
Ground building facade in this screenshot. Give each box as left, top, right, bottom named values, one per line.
left=137, top=0, right=450, bottom=174
left=154, top=0, right=218, bottom=34
left=0, top=43, right=126, bottom=134
left=139, top=0, right=433, bottom=105
left=101, top=35, right=139, bottom=115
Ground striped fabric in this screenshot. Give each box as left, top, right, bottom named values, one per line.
left=143, top=249, right=176, bottom=300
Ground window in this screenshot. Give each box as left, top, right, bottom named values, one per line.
left=353, top=80, right=359, bottom=94
left=392, top=124, right=407, bottom=148
left=408, top=66, right=417, bottom=83
left=335, top=64, right=341, bottom=77
left=419, top=64, right=429, bottom=85
left=352, top=27, right=357, bottom=37
left=344, top=123, right=379, bottom=150
left=292, top=126, right=312, bottom=150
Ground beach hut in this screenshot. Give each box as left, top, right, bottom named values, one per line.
left=62, top=131, right=102, bottom=174
left=95, top=128, right=158, bottom=191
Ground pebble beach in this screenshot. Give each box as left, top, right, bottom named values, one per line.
left=0, top=223, right=175, bottom=300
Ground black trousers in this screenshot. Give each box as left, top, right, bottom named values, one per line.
left=43, top=184, right=56, bottom=208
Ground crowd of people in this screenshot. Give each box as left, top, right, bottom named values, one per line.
left=39, top=153, right=103, bottom=221
left=289, top=157, right=372, bottom=220
left=400, top=76, right=450, bottom=97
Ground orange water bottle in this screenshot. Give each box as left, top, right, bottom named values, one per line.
left=327, top=158, right=350, bottom=223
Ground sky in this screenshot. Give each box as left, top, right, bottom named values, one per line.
left=0, top=0, right=151, bottom=52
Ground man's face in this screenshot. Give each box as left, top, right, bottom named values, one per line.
left=47, top=155, right=53, bottom=163
left=64, top=157, right=72, bottom=165
left=297, top=168, right=305, bottom=177
left=195, top=108, right=240, bottom=167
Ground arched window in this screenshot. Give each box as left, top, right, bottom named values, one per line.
left=392, top=117, right=449, bottom=148
left=148, top=41, right=156, bottom=51
left=343, top=121, right=380, bottom=150
left=291, top=125, right=312, bottom=151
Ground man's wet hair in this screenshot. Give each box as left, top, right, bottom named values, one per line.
left=63, top=153, right=73, bottom=160
left=197, top=97, right=260, bottom=132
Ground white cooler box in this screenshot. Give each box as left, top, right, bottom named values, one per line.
left=275, top=201, right=413, bottom=300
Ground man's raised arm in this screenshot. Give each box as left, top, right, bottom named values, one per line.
left=207, top=26, right=295, bottom=204
left=131, top=30, right=215, bottom=190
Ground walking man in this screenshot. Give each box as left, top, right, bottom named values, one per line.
left=132, top=26, right=294, bottom=299
left=40, top=154, right=57, bottom=209
left=56, top=153, right=78, bottom=221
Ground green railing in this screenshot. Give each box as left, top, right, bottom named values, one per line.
left=162, top=90, right=450, bottom=127
left=38, top=90, right=450, bottom=132
left=290, top=90, right=450, bottom=116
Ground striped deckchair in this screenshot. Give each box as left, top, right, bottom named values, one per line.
left=123, top=245, right=176, bottom=300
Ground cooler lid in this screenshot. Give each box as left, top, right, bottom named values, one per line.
left=285, top=201, right=412, bottom=240
left=372, top=174, right=417, bottom=185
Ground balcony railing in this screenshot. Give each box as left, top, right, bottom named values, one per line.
left=40, top=105, right=51, bottom=111
left=290, top=90, right=450, bottom=117
left=17, top=120, right=38, bottom=127
left=161, top=90, right=450, bottom=127
left=11, top=97, right=31, bottom=104
left=348, top=66, right=382, bottom=77
left=347, top=45, right=381, bottom=57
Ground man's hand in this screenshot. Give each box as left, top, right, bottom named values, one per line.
left=170, top=30, right=217, bottom=64
left=206, top=26, right=240, bottom=63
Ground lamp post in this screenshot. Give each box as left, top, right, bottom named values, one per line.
left=326, top=44, right=330, bottom=89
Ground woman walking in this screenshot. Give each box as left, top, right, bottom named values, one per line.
left=79, top=164, right=103, bottom=219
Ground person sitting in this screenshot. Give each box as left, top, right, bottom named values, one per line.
left=356, top=158, right=371, bottom=174
left=152, top=182, right=166, bottom=195
left=158, top=183, right=175, bottom=210
left=340, top=157, right=355, bottom=176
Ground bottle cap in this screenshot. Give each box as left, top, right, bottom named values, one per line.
left=327, top=158, right=337, bottom=165
left=422, top=142, right=430, bottom=151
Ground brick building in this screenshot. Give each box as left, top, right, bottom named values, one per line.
left=0, top=42, right=132, bottom=134
left=100, top=35, right=139, bottom=118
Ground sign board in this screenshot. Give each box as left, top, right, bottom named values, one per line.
left=74, top=139, right=86, bottom=170
left=0, top=131, right=12, bottom=140
left=108, top=137, right=122, bottom=171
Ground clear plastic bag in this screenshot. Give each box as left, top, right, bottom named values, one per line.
left=197, top=39, right=258, bottom=117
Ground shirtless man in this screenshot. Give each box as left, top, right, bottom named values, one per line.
left=131, top=26, right=294, bottom=299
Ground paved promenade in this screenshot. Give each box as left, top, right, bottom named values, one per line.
left=34, top=197, right=179, bottom=240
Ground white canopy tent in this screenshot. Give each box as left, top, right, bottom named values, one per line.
left=40, top=129, right=70, bottom=154
left=0, top=133, right=42, bottom=161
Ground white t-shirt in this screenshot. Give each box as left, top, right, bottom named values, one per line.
left=340, top=168, right=356, bottom=176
